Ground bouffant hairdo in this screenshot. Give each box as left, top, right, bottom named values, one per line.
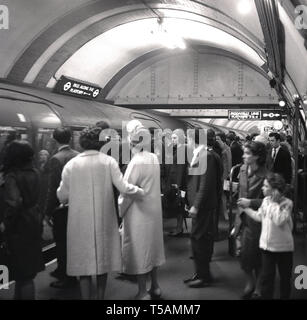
left=266, top=172, right=286, bottom=195
left=79, top=126, right=103, bottom=151
left=3, top=140, right=34, bottom=170
left=244, top=141, right=267, bottom=167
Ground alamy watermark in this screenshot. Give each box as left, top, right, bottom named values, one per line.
left=0, top=265, right=9, bottom=290
left=294, top=5, right=307, bottom=30
left=294, top=265, right=307, bottom=290
left=99, top=124, right=208, bottom=175
left=0, top=5, right=9, bottom=30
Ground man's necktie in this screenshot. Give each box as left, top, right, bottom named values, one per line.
left=272, top=148, right=276, bottom=161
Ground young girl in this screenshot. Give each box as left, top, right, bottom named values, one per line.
left=238, top=172, right=294, bottom=299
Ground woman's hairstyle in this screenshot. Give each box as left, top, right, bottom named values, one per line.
left=216, top=132, right=226, bottom=143
left=172, top=128, right=186, bottom=145
left=79, top=126, right=103, bottom=151
left=38, top=149, right=50, bottom=157
left=4, top=140, right=34, bottom=169
left=244, top=141, right=267, bottom=166
left=266, top=172, right=286, bottom=195
left=129, top=127, right=151, bottom=151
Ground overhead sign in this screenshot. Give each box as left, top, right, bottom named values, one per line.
left=54, top=76, right=101, bottom=100
left=228, top=109, right=282, bottom=121
left=228, top=110, right=261, bottom=120
left=261, top=110, right=282, bottom=120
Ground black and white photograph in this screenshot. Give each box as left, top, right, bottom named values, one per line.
left=0, top=0, right=307, bottom=306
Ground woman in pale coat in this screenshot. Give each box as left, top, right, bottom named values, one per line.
left=119, top=124, right=165, bottom=300
left=57, top=126, right=144, bottom=300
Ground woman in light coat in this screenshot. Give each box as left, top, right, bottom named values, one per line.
left=57, top=126, right=144, bottom=300
left=119, top=124, right=165, bottom=300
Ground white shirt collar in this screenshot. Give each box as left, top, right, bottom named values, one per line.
left=272, top=145, right=280, bottom=155
left=191, top=145, right=205, bottom=167
left=193, top=145, right=205, bottom=156
left=58, top=145, right=70, bottom=152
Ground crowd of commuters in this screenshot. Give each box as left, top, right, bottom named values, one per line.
left=0, top=121, right=306, bottom=300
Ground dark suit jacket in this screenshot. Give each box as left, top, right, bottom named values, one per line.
left=165, top=144, right=188, bottom=191
left=187, top=148, right=222, bottom=239
left=43, top=146, right=79, bottom=217
left=231, top=141, right=243, bottom=167
left=272, top=147, right=292, bottom=184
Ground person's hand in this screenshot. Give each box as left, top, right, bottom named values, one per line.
left=237, top=198, right=251, bottom=209
left=0, top=222, right=5, bottom=233
left=188, top=206, right=198, bottom=218
left=45, top=216, right=53, bottom=228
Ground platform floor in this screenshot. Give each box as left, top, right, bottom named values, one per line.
left=1, top=218, right=307, bottom=300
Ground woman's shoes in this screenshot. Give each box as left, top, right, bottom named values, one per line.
left=250, top=292, right=262, bottom=300
left=135, top=293, right=151, bottom=300
left=148, top=287, right=162, bottom=299
left=241, top=287, right=255, bottom=300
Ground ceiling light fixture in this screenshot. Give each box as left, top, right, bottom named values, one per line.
left=237, top=0, right=252, bottom=15
left=151, top=17, right=186, bottom=50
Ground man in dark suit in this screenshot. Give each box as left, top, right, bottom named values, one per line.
left=44, top=127, right=79, bottom=288
left=184, top=129, right=223, bottom=288
left=228, top=133, right=243, bottom=167
left=268, top=132, right=292, bottom=184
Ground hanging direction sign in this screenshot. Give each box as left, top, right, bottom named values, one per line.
left=54, top=76, right=101, bottom=100
left=261, top=110, right=282, bottom=120
left=228, top=109, right=282, bottom=121
left=228, top=110, right=261, bottom=120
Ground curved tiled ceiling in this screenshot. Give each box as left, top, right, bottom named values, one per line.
left=5, top=0, right=266, bottom=86
left=46, top=16, right=265, bottom=89
left=2, top=0, right=302, bottom=133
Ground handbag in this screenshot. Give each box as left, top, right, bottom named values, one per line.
left=163, top=186, right=187, bottom=219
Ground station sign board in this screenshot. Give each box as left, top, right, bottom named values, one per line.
left=228, top=109, right=282, bottom=121
left=54, top=76, right=101, bottom=100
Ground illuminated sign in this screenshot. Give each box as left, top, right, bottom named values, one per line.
left=228, top=110, right=261, bottom=120
left=261, top=110, right=282, bottom=120
left=228, top=110, right=282, bottom=121
left=54, top=76, right=101, bottom=100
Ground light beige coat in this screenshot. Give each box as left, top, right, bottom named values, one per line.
left=57, top=150, right=142, bottom=276
left=119, top=151, right=166, bottom=275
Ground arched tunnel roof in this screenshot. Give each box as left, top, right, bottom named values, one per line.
left=1, top=0, right=306, bottom=132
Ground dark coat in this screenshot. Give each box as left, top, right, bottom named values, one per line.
left=271, top=147, right=292, bottom=184
left=165, top=144, right=187, bottom=191
left=3, top=165, right=45, bottom=280
left=187, top=148, right=223, bottom=239
left=238, top=164, right=266, bottom=272
left=43, top=146, right=79, bottom=217
left=231, top=141, right=243, bottom=167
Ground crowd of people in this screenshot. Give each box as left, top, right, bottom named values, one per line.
left=0, top=120, right=306, bottom=300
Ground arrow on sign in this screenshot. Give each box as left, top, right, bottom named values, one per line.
left=263, top=113, right=281, bottom=118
